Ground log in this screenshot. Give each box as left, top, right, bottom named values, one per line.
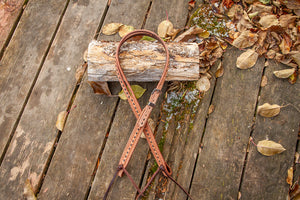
left=87, top=40, right=200, bottom=82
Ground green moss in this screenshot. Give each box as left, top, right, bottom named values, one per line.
left=189, top=4, right=231, bottom=38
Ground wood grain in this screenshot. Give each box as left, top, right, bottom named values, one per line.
left=0, top=0, right=68, bottom=165
left=0, top=0, right=24, bottom=55
left=240, top=61, right=300, bottom=200
left=88, top=41, right=199, bottom=82
left=190, top=47, right=264, bottom=199
left=0, top=0, right=107, bottom=198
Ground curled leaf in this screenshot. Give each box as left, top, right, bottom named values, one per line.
left=259, top=15, right=279, bottom=28
left=24, top=179, right=37, bottom=200
left=119, top=25, right=135, bottom=38
left=236, top=49, right=258, bottom=69
left=273, top=68, right=295, bottom=79
left=257, top=103, right=280, bottom=117
left=56, top=111, right=68, bottom=131
left=196, top=76, right=210, bottom=92
left=232, top=30, right=258, bottom=49
left=215, top=62, right=224, bottom=78
left=158, top=20, right=174, bottom=38
left=257, top=140, right=286, bottom=156
left=102, top=23, right=123, bottom=35
left=118, top=85, right=146, bottom=100
left=286, top=167, right=293, bottom=186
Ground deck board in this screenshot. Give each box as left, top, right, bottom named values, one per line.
left=190, top=48, right=264, bottom=199
left=0, top=0, right=68, bottom=161
left=0, top=0, right=107, bottom=198
left=240, top=61, right=300, bottom=199
left=0, top=0, right=24, bottom=58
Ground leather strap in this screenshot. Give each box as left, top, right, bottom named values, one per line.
left=104, top=30, right=193, bottom=200
left=115, top=30, right=171, bottom=177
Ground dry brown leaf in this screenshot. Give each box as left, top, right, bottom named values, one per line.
left=250, top=3, right=273, bottom=14
left=56, top=111, right=68, bottom=131
left=281, top=0, right=300, bottom=10
left=291, top=52, right=300, bottom=66
left=279, top=34, right=292, bottom=54
left=88, top=81, right=111, bottom=95
left=266, top=49, right=276, bottom=59
left=257, top=140, right=286, bottom=156
left=75, top=63, right=87, bottom=82
left=102, top=23, right=123, bottom=35
left=158, top=20, right=174, bottom=38
left=273, top=68, right=295, bottom=78
left=119, top=25, right=134, bottom=38
left=257, top=103, right=281, bottom=117
left=279, top=14, right=298, bottom=28
left=24, top=179, right=37, bottom=200
left=196, top=76, right=210, bottom=92
left=215, top=62, right=224, bottom=78
left=287, top=167, right=293, bottom=186
left=261, top=75, right=268, bottom=87
left=174, top=26, right=204, bottom=42
left=259, top=15, right=279, bottom=28
left=236, top=49, right=258, bottom=69
left=232, top=30, right=258, bottom=49
left=208, top=104, right=215, bottom=114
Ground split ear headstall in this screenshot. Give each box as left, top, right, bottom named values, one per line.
left=104, top=30, right=193, bottom=200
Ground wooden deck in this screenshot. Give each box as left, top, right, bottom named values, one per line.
left=0, top=0, right=299, bottom=199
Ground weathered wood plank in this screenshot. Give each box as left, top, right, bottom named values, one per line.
left=0, top=0, right=68, bottom=164
left=88, top=83, right=166, bottom=200
left=240, top=61, right=300, bottom=200
left=88, top=41, right=199, bottom=82
left=0, top=0, right=24, bottom=56
left=0, top=0, right=107, bottom=198
left=190, top=48, right=264, bottom=199
left=38, top=80, right=118, bottom=199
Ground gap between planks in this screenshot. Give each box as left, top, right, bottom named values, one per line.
left=0, top=0, right=71, bottom=166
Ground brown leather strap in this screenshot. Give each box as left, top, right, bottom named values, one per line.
left=104, top=30, right=193, bottom=200
left=115, top=30, right=171, bottom=177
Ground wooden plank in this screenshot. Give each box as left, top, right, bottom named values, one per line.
left=38, top=80, right=118, bottom=199
left=0, top=0, right=24, bottom=56
left=0, top=0, right=107, bottom=198
left=88, top=41, right=199, bottom=82
left=240, top=61, right=300, bottom=199
left=190, top=48, right=264, bottom=199
left=0, top=0, right=68, bottom=163
left=88, top=83, right=166, bottom=200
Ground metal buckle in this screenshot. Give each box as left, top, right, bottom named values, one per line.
left=148, top=102, right=155, bottom=107
left=151, top=88, right=161, bottom=95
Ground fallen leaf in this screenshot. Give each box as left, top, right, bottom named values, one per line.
left=24, top=179, right=37, bottom=200
left=257, top=140, right=286, bottom=156
left=259, top=15, right=279, bottom=28
left=280, top=0, right=300, bottom=9
left=88, top=81, right=111, bottom=95
left=288, top=69, right=298, bottom=84
left=236, top=49, right=258, bottom=69
left=141, top=36, right=156, bottom=41
left=157, top=20, right=174, bottom=38
left=232, top=30, right=258, bottom=49
left=287, top=167, right=293, bottom=186
left=261, top=75, right=268, bottom=87
left=208, top=104, right=215, bottom=114
left=266, top=49, right=276, bottom=59
left=273, top=68, right=295, bottom=78
left=56, top=111, right=68, bottom=131
left=188, top=0, right=196, bottom=10
left=291, top=53, right=300, bottom=66
left=215, top=62, right=224, bottom=78
left=118, top=85, right=146, bottom=100
left=259, top=0, right=270, bottom=4
left=296, top=152, right=300, bottom=163
left=174, top=26, right=204, bottom=42
left=257, top=103, right=281, bottom=117
left=102, top=23, right=123, bottom=35
left=279, top=14, right=298, bottom=28
left=196, top=76, right=210, bottom=92
left=198, top=30, right=210, bottom=38
left=119, top=25, right=134, bottom=38
left=75, top=63, right=87, bottom=82
left=279, top=34, right=292, bottom=54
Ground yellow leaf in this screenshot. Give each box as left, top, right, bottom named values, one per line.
left=273, top=68, right=295, bottom=79
left=102, top=23, right=123, bottom=35
left=257, top=103, right=280, bottom=117
left=196, top=76, right=210, bottom=92
left=118, top=85, right=146, bottom=100
left=236, top=49, right=258, bottom=69
left=56, top=111, right=68, bottom=131
left=24, top=179, right=37, bottom=200
left=257, top=140, right=286, bottom=156
left=198, top=30, right=210, bottom=38
left=157, top=20, right=174, bottom=38
left=286, top=167, right=293, bottom=186
left=118, top=25, right=135, bottom=38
